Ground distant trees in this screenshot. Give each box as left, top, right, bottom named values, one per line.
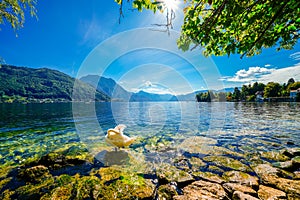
left=196, top=91, right=214, bottom=102
left=263, top=82, right=281, bottom=98
left=196, top=78, right=300, bottom=102
left=232, top=87, right=241, bottom=101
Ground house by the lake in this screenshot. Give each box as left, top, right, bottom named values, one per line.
left=255, top=91, right=264, bottom=102
left=290, top=88, right=300, bottom=101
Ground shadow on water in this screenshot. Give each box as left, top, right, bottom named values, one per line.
left=95, top=150, right=130, bottom=166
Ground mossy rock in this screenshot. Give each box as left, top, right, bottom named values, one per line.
left=18, top=165, right=51, bottom=183
left=190, top=157, right=206, bottom=171
left=192, top=171, right=225, bottom=184
left=260, top=151, right=290, bottom=162
left=94, top=167, right=123, bottom=182
left=156, top=163, right=194, bottom=185
left=38, top=144, right=93, bottom=169
left=92, top=166, right=156, bottom=199
left=207, top=165, right=225, bottom=173
left=203, top=155, right=251, bottom=172
left=292, top=156, right=300, bottom=166
left=14, top=177, right=54, bottom=200
left=222, top=171, right=259, bottom=188
left=158, top=184, right=178, bottom=199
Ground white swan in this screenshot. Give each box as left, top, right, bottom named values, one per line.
left=105, top=124, right=136, bottom=148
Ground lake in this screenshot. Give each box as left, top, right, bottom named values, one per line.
left=0, top=102, right=300, bottom=199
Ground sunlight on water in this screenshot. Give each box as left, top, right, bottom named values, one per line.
left=1, top=102, right=299, bottom=167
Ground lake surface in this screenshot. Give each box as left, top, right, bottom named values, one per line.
left=0, top=102, right=299, bottom=167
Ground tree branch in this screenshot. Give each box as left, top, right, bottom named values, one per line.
left=240, top=0, right=289, bottom=58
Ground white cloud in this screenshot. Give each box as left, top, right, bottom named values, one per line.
left=221, top=65, right=300, bottom=85
left=264, top=64, right=271, bottom=67
left=257, top=65, right=300, bottom=84
left=220, top=66, right=275, bottom=83
left=290, top=52, right=300, bottom=61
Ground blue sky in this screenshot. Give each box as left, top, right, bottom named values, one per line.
left=1, top=0, right=300, bottom=94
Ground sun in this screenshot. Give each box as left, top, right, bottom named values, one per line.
left=162, top=0, right=179, bottom=11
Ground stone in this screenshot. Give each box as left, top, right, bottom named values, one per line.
left=190, top=156, right=206, bottom=171
left=232, top=191, right=259, bottom=200
left=258, top=185, right=286, bottom=200
left=96, top=166, right=156, bottom=199
left=252, top=164, right=280, bottom=177
left=38, top=145, right=92, bottom=169
left=203, top=156, right=251, bottom=172
left=274, top=178, right=300, bottom=197
left=282, top=148, right=300, bottom=158
left=294, top=171, right=300, bottom=179
left=292, top=156, right=300, bottom=167
left=253, top=165, right=300, bottom=197
left=173, top=180, right=230, bottom=200
left=260, top=151, right=290, bottom=162
left=156, top=163, right=194, bottom=185
left=180, top=137, right=244, bottom=157
left=272, top=160, right=294, bottom=170
left=174, top=157, right=190, bottom=171
left=208, top=165, right=225, bottom=173
left=222, top=183, right=256, bottom=195
left=18, top=165, right=51, bottom=183
left=192, top=171, right=225, bottom=184
left=222, top=171, right=259, bottom=188
left=157, top=183, right=178, bottom=200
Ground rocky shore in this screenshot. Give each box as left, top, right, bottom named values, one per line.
left=0, top=136, right=299, bottom=199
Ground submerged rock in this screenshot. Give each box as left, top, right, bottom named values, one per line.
left=179, top=136, right=244, bottom=157
left=260, top=151, right=290, bottom=162
left=222, top=171, right=259, bottom=188
left=189, top=156, right=206, bottom=171
left=156, top=163, right=194, bottom=186
left=272, top=160, right=294, bottom=170
left=173, top=180, right=230, bottom=200
left=252, top=164, right=281, bottom=177
left=203, top=155, right=251, bottom=172
left=38, top=144, right=93, bottom=169
left=18, top=165, right=51, bottom=183
left=192, top=171, right=225, bottom=184
left=258, top=185, right=286, bottom=200
left=292, top=156, right=300, bottom=168
left=282, top=148, right=300, bottom=158
left=157, top=183, right=178, bottom=200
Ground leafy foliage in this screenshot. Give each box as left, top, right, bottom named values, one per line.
left=263, top=82, right=281, bottom=98
left=0, top=0, right=37, bottom=31
left=196, top=91, right=214, bottom=102
left=232, top=87, right=241, bottom=101
left=0, top=65, right=110, bottom=103
left=117, top=0, right=300, bottom=58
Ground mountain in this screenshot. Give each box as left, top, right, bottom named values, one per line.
left=0, top=65, right=110, bottom=103
left=80, top=75, right=131, bottom=101
left=80, top=75, right=178, bottom=101
left=130, top=91, right=176, bottom=102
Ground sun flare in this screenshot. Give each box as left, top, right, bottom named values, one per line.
left=162, top=0, right=179, bottom=11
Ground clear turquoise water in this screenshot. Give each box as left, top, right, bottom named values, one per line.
left=0, top=102, right=299, bottom=166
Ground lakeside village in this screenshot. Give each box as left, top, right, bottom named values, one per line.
left=196, top=78, right=300, bottom=102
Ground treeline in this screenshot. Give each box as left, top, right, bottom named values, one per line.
left=196, top=78, right=300, bottom=102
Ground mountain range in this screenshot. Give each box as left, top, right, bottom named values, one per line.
left=79, top=75, right=237, bottom=101
left=0, top=65, right=235, bottom=103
